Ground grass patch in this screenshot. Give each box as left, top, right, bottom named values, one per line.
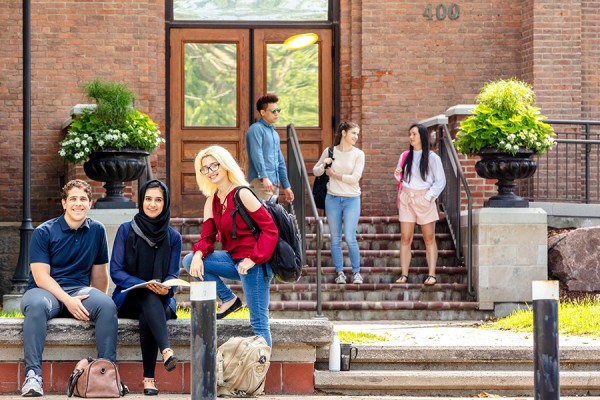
left=338, top=330, right=388, bottom=344
left=176, top=305, right=250, bottom=320
left=486, top=297, right=600, bottom=337
left=0, top=310, right=23, bottom=318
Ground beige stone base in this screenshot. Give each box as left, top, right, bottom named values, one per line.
left=461, top=208, right=548, bottom=316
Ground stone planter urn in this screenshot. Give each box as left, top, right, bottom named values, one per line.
left=83, top=147, right=149, bottom=208
left=475, top=147, right=537, bottom=208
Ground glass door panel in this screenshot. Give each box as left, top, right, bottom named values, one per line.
left=170, top=28, right=332, bottom=217
left=170, top=29, right=250, bottom=217
left=266, top=43, right=320, bottom=127
left=184, top=43, right=238, bottom=127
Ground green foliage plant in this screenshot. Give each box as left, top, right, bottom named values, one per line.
left=59, top=79, right=165, bottom=163
left=454, top=78, right=556, bottom=156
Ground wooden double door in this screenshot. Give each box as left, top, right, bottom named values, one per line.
left=169, top=28, right=333, bottom=217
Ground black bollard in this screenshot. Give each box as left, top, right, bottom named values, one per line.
left=532, top=280, right=560, bottom=400
left=191, top=282, right=217, bottom=400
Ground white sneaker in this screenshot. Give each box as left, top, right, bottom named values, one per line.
left=335, top=273, right=346, bottom=284
left=352, top=272, right=363, bottom=284
left=21, top=370, right=43, bottom=397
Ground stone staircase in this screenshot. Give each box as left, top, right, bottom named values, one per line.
left=172, top=215, right=493, bottom=320
left=313, top=344, right=600, bottom=396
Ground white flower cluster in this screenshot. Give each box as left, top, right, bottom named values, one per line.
left=58, top=110, right=164, bottom=163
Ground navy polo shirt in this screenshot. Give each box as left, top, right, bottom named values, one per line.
left=27, top=214, right=109, bottom=290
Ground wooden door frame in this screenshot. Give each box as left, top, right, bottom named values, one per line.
left=168, top=27, right=334, bottom=217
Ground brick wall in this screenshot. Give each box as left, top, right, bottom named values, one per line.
left=0, top=0, right=166, bottom=223
left=340, top=0, right=525, bottom=215
left=1, top=0, right=599, bottom=222
left=338, top=0, right=599, bottom=215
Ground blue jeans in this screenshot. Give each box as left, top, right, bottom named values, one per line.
left=182, top=251, right=273, bottom=346
left=20, top=286, right=118, bottom=376
left=325, top=194, right=361, bottom=273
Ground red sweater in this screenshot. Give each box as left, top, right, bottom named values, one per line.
left=192, top=189, right=278, bottom=264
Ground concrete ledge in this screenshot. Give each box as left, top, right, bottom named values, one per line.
left=315, top=370, right=600, bottom=395
left=316, top=345, right=600, bottom=365
left=0, top=317, right=332, bottom=362
left=0, top=317, right=332, bottom=394
left=530, top=201, right=600, bottom=228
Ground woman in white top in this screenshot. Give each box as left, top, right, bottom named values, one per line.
left=313, top=121, right=366, bottom=285
left=394, top=124, right=446, bottom=286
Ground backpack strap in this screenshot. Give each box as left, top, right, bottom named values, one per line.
left=231, top=186, right=260, bottom=240
left=231, top=186, right=271, bottom=281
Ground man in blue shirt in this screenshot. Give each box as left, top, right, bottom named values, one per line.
left=20, top=179, right=118, bottom=397
left=246, top=93, right=295, bottom=203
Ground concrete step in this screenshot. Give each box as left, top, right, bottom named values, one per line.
left=233, top=282, right=469, bottom=302
left=315, top=345, right=600, bottom=371
left=305, top=215, right=448, bottom=235
left=305, top=232, right=454, bottom=251
left=180, top=232, right=455, bottom=251
left=305, top=249, right=457, bottom=267
left=313, top=370, right=600, bottom=397
left=301, top=266, right=467, bottom=283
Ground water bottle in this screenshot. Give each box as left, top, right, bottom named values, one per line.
left=328, top=330, right=341, bottom=371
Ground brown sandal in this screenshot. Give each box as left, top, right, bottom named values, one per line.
left=395, top=274, right=408, bottom=284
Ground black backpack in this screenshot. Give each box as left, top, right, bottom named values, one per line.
left=231, top=186, right=303, bottom=283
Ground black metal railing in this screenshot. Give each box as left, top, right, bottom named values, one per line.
left=517, top=120, right=600, bottom=204
left=286, top=124, right=326, bottom=319
left=437, top=124, right=475, bottom=297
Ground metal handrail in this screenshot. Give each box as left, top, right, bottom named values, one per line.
left=517, top=120, right=600, bottom=204
left=286, top=124, right=326, bottom=319
left=439, top=124, right=475, bottom=297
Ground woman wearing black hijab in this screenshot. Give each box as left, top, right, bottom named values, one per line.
left=110, top=180, right=182, bottom=395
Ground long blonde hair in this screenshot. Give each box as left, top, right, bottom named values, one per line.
left=194, top=145, right=249, bottom=197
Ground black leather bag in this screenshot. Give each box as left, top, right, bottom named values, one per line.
left=312, top=147, right=333, bottom=210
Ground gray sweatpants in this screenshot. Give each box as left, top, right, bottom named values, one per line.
left=20, top=286, right=118, bottom=376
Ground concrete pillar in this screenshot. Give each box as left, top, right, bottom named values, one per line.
left=461, top=208, right=548, bottom=316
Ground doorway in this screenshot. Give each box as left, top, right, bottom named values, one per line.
left=169, top=28, right=333, bottom=217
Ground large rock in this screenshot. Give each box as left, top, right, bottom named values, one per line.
left=548, top=227, right=600, bottom=292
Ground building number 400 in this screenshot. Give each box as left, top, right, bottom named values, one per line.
left=423, top=3, right=460, bottom=21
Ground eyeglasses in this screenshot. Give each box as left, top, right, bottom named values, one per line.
left=270, top=107, right=281, bottom=114
left=200, top=162, right=220, bottom=175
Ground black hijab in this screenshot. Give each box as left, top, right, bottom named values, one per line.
left=125, top=179, right=171, bottom=281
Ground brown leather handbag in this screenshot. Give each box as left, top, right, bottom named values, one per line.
left=67, top=357, right=128, bottom=398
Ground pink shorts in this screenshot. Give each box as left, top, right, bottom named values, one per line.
left=398, top=187, right=439, bottom=225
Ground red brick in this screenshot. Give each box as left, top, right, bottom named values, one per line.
left=281, top=362, right=313, bottom=393
left=264, top=362, right=282, bottom=393
left=0, top=363, right=19, bottom=392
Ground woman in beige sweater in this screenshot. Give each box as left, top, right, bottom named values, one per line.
left=313, top=121, right=366, bottom=284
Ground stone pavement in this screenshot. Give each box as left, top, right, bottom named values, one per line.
left=332, top=319, right=600, bottom=348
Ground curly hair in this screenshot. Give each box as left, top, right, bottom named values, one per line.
left=61, top=179, right=93, bottom=201
left=256, top=94, right=279, bottom=112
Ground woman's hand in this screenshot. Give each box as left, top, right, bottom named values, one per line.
left=189, top=252, right=205, bottom=280
left=394, top=167, right=402, bottom=176
left=237, top=258, right=256, bottom=275
left=147, top=283, right=169, bottom=295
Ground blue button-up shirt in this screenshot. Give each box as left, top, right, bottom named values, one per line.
left=246, top=119, right=290, bottom=189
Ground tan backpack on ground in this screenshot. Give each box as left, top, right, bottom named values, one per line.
left=217, top=335, right=271, bottom=397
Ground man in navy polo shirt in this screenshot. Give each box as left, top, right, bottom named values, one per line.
left=246, top=93, right=295, bottom=203
left=20, top=179, right=118, bottom=397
